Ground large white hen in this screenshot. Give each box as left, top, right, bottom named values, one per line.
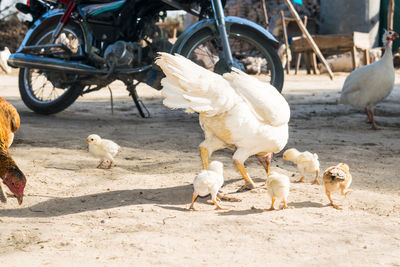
left=282, top=148, right=320, bottom=184
left=86, top=134, right=120, bottom=169
left=156, top=53, right=290, bottom=191
left=340, top=30, right=398, bottom=129
left=190, top=160, right=225, bottom=210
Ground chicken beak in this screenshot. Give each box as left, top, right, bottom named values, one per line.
left=17, top=195, right=23, bottom=205
left=395, top=32, right=399, bottom=39
left=86, top=139, right=90, bottom=143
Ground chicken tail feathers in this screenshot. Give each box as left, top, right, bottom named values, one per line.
left=156, top=52, right=238, bottom=116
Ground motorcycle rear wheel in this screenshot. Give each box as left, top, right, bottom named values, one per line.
left=179, top=25, right=284, bottom=92
left=19, top=22, right=85, bottom=115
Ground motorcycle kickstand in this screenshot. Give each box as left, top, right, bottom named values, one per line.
left=126, top=81, right=151, bottom=118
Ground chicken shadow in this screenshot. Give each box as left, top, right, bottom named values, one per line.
left=0, top=184, right=194, bottom=218
left=0, top=176, right=261, bottom=218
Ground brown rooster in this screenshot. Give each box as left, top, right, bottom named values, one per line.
left=0, top=97, right=26, bottom=205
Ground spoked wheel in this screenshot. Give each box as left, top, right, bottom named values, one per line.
left=179, top=26, right=284, bottom=92
left=19, top=21, right=85, bottom=114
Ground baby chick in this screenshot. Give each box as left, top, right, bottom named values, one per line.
left=322, top=163, right=353, bottom=210
left=190, top=161, right=225, bottom=211
left=265, top=171, right=291, bottom=211
left=283, top=148, right=320, bottom=184
left=86, top=134, right=120, bottom=169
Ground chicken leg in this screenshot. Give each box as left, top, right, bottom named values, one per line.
left=366, top=108, right=378, bottom=130
left=265, top=198, right=276, bottom=211
left=234, top=159, right=256, bottom=192
left=200, top=147, right=210, bottom=169
left=0, top=184, right=7, bottom=203
left=189, top=193, right=198, bottom=210
left=256, top=153, right=273, bottom=174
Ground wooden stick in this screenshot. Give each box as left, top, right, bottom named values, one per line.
left=283, top=0, right=334, bottom=80
left=388, top=0, right=395, bottom=30
left=280, top=10, right=290, bottom=74
left=261, top=0, right=269, bottom=29
left=295, top=16, right=308, bottom=74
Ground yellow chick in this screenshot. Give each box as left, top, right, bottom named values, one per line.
left=282, top=148, right=320, bottom=184
left=86, top=134, right=120, bottom=169
left=265, top=171, right=291, bottom=211
left=322, top=163, right=353, bottom=210
left=190, top=161, right=225, bottom=211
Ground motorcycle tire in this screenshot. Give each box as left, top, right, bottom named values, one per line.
left=179, top=25, right=284, bottom=92
left=19, top=21, right=85, bottom=115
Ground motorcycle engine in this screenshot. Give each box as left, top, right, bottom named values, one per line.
left=103, top=41, right=141, bottom=67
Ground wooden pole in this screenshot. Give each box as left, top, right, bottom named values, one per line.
left=261, top=0, right=269, bottom=29
left=280, top=10, right=290, bottom=74
left=295, top=16, right=307, bottom=74
left=388, top=0, right=395, bottom=30
left=282, top=0, right=334, bottom=80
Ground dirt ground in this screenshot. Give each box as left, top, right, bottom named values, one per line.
left=0, top=69, right=399, bottom=266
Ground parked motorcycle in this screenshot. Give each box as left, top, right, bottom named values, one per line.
left=8, top=0, right=284, bottom=117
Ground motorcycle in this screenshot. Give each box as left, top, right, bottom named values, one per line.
left=8, top=0, right=284, bottom=117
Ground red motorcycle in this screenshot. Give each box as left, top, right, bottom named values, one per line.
left=9, top=0, right=283, bottom=117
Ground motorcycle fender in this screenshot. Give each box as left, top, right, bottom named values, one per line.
left=16, top=9, right=65, bottom=53
left=16, top=9, right=92, bottom=55
left=171, top=16, right=279, bottom=54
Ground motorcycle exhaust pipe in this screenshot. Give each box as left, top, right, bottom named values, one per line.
left=7, top=53, right=152, bottom=75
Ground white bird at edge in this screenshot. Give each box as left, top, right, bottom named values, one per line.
left=339, top=30, right=399, bottom=130
left=190, top=160, right=225, bottom=210
left=155, top=52, right=290, bottom=192
left=0, top=47, right=11, bottom=74
left=86, top=134, right=120, bottom=169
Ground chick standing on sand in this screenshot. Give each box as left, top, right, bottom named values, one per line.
left=86, top=134, right=120, bottom=169
left=265, top=172, right=291, bottom=211
left=322, top=163, right=353, bottom=210
left=190, top=161, right=225, bottom=211
left=282, top=148, right=320, bottom=184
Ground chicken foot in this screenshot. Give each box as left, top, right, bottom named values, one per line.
left=217, top=192, right=241, bottom=202
left=265, top=198, right=276, bottom=211
left=311, top=170, right=320, bottom=185
left=234, top=159, right=256, bottom=192
left=294, top=176, right=305, bottom=183
left=326, top=191, right=342, bottom=210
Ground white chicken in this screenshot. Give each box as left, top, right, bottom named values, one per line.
left=282, top=148, right=320, bottom=184
left=190, top=160, right=225, bottom=210
left=265, top=171, right=291, bottom=210
left=86, top=134, right=120, bottom=169
left=155, top=53, right=290, bottom=191
left=0, top=47, right=11, bottom=74
left=340, top=30, right=399, bottom=129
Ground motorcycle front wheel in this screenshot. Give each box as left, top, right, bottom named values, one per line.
left=179, top=25, right=284, bottom=92
left=19, top=21, right=85, bottom=114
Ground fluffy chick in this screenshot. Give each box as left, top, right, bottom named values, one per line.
left=322, top=163, right=353, bottom=210
left=265, top=171, right=291, bottom=211
left=190, top=161, right=225, bottom=210
left=86, top=134, right=120, bottom=169
left=283, top=148, right=320, bottom=184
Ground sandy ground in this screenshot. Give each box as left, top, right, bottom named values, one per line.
left=0, top=69, right=399, bottom=266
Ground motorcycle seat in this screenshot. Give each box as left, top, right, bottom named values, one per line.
left=77, top=0, right=126, bottom=20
